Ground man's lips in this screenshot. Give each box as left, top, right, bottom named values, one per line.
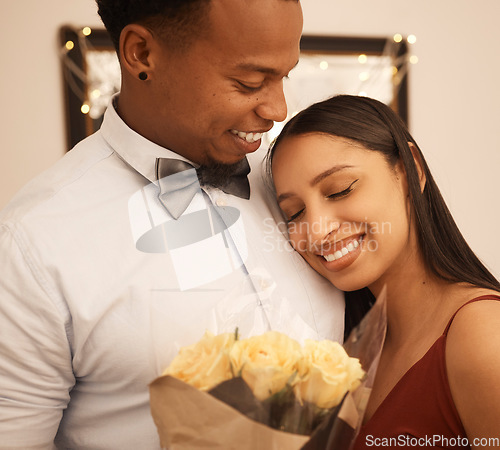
left=229, top=129, right=265, bottom=144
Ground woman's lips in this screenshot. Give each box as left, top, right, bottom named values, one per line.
left=316, top=234, right=365, bottom=272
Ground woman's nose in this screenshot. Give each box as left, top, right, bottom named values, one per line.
left=306, top=215, right=341, bottom=251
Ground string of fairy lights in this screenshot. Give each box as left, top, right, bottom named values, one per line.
left=61, top=26, right=121, bottom=120
left=60, top=26, right=418, bottom=124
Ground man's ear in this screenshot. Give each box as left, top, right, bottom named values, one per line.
left=119, top=24, right=154, bottom=80
left=408, top=142, right=426, bottom=193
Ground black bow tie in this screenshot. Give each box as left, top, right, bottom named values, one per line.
left=155, top=157, right=251, bottom=219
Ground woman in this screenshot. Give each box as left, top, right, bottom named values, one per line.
left=267, top=95, right=500, bottom=448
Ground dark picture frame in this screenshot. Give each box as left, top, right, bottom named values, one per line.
left=299, top=35, right=408, bottom=123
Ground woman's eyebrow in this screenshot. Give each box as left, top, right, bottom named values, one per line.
left=310, top=164, right=354, bottom=186
left=277, top=192, right=294, bottom=204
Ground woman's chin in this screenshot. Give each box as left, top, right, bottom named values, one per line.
left=323, top=271, right=376, bottom=293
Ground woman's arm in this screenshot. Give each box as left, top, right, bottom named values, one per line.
left=446, top=299, right=500, bottom=449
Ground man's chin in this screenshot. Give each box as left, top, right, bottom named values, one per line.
left=204, top=149, right=247, bottom=167
left=197, top=160, right=243, bottom=187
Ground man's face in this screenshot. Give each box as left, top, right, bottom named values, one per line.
left=146, top=0, right=303, bottom=166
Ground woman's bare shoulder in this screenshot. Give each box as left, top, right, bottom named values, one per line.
left=445, top=289, right=500, bottom=443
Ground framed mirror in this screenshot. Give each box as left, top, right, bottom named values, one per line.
left=60, top=26, right=409, bottom=150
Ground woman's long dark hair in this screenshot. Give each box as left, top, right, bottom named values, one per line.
left=266, top=95, right=500, bottom=338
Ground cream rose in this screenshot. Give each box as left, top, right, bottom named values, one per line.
left=163, top=331, right=235, bottom=391
left=229, top=331, right=303, bottom=401
left=295, top=340, right=364, bottom=409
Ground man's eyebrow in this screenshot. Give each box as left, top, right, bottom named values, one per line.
left=276, top=164, right=353, bottom=204
left=235, top=60, right=299, bottom=76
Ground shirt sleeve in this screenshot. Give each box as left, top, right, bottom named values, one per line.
left=0, top=223, right=75, bottom=449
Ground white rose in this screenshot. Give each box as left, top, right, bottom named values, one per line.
left=295, top=340, right=364, bottom=409
left=229, top=331, right=303, bottom=401
left=163, top=331, right=235, bottom=391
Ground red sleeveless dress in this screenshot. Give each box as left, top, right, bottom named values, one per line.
left=353, top=295, right=500, bottom=449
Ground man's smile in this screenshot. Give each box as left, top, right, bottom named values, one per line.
left=230, top=129, right=265, bottom=143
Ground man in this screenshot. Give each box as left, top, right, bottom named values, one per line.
left=0, top=0, right=344, bottom=448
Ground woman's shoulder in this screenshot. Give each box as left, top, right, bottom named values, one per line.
left=445, top=288, right=500, bottom=440
left=446, top=288, right=500, bottom=351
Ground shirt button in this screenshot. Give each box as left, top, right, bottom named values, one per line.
left=261, top=279, right=271, bottom=289
left=215, top=198, right=227, bottom=207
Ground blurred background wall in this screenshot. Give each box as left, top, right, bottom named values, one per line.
left=1, top=0, right=499, bottom=277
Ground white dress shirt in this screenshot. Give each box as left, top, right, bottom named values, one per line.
left=0, top=99, right=344, bottom=449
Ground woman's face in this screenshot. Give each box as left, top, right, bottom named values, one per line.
left=272, top=133, right=414, bottom=292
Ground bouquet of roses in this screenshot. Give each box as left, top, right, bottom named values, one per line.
left=149, top=293, right=386, bottom=449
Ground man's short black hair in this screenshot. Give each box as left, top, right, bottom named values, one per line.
left=96, top=0, right=211, bottom=53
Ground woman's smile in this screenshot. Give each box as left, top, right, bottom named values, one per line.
left=314, top=233, right=365, bottom=272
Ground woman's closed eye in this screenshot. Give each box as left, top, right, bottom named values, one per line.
left=285, top=179, right=359, bottom=223
left=327, top=179, right=359, bottom=200
left=287, top=207, right=304, bottom=223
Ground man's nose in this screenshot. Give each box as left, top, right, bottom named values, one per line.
left=255, top=80, right=288, bottom=123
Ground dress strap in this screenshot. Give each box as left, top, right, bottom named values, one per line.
left=444, top=294, right=500, bottom=336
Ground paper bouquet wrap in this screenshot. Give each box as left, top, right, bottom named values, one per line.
left=149, top=293, right=386, bottom=449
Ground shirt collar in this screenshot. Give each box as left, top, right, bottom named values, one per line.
left=100, top=94, right=195, bottom=183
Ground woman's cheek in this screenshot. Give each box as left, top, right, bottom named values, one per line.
left=289, top=231, right=308, bottom=254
